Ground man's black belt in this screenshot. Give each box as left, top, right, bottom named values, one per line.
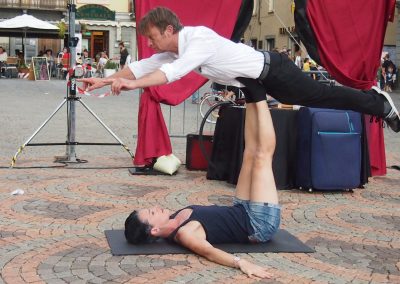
left=258, top=51, right=270, bottom=82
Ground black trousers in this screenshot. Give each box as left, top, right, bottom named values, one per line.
left=237, top=52, right=385, bottom=117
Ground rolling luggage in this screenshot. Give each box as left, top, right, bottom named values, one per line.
left=295, top=107, right=362, bottom=191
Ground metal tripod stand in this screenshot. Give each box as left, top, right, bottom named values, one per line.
left=10, top=1, right=133, bottom=167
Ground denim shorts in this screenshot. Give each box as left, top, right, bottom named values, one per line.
left=234, top=197, right=281, bottom=243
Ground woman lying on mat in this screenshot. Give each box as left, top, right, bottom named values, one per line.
left=125, top=93, right=280, bottom=279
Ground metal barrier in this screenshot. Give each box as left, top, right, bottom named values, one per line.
left=302, top=70, right=337, bottom=86
left=132, top=83, right=216, bottom=140
left=163, top=83, right=216, bottom=138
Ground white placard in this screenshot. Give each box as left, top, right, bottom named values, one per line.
left=76, top=33, right=82, bottom=55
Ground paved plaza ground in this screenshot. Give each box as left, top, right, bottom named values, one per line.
left=0, top=79, right=399, bottom=283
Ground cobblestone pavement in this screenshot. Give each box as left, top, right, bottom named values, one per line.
left=0, top=79, right=399, bottom=283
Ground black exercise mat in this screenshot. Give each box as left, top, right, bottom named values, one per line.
left=105, top=229, right=314, bottom=255
left=128, top=167, right=170, bottom=176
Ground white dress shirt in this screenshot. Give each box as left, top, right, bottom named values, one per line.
left=129, top=26, right=264, bottom=87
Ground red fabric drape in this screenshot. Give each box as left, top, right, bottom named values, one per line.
left=133, top=0, right=242, bottom=165
left=306, top=0, right=395, bottom=176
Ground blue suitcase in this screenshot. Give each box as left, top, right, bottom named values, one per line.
left=295, top=107, right=362, bottom=191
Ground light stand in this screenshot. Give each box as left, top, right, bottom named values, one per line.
left=10, top=0, right=133, bottom=167
left=64, top=0, right=78, bottom=162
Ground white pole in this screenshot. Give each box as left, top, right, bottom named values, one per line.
left=24, top=29, right=26, bottom=65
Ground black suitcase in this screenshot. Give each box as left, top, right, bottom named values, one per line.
left=186, top=133, right=213, bottom=170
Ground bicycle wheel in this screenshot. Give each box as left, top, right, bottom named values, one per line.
left=199, top=94, right=225, bottom=124
left=198, top=100, right=233, bottom=170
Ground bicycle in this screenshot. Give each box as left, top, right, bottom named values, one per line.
left=197, top=88, right=245, bottom=171
left=199, top=88, right=244, bottom=124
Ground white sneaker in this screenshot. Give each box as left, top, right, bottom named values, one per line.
left=371, top=86, right=400, bottom=132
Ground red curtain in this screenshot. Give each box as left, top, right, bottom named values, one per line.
left=306, top=0, right=395, bottom=175
left=133, top=0, right=242, bottom=165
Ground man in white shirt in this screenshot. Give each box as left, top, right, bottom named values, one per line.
left=79, top=7, right=399, bottom=133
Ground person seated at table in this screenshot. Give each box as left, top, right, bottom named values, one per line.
left=0, top=46, right=8, bottom=78
left=96, top=52, right=109, bottom=77
left=44, top=49, right=55, bottom=77
left=125, top=95, right=280, bottom=279
left=60, top=47, right=70, bottom=79
left=80, top=49, right=94, bottom=78
left=81, top=49, right=93, bottom=65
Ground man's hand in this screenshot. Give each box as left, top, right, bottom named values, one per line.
left=78, top=77, right=108, bottom=92
left=102, top=78, right=136, bottom=96
left=238, top=259, right=274, bottom=279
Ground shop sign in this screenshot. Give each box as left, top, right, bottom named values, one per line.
left=279, top=26, right=296, bottom=35
left=76, top=4, right=115, bottom=21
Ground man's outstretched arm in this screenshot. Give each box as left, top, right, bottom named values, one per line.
left=176, top=222, right=274, bottom=279
left=103, top=69, right=168, bottom=95
left=78, top=67, right=136, bottom=92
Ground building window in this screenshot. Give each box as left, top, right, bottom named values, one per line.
left=265, top=37, right=275, bottom=51
left=258, top=40, right=263, bottom=50
left=268, top=0, right=274, bottom=13
left=250, top=38, right=257, bottom=49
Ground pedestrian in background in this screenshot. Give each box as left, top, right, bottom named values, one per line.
left=119, top=42, right=130, bottom=69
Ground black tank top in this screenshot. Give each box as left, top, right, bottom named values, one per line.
left=168, top=204, right=254, bottom=244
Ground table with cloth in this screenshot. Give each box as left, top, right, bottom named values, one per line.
left=206, top=105, right=370, bottom=189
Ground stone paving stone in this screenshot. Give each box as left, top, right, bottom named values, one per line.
left=0, top=81, right=400, bottom=283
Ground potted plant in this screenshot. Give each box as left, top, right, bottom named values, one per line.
left=18, top=62, right=29, bottom=74
left=56, top=20, right=66, bottom=39
left=103, top=60, right=118, bottom=77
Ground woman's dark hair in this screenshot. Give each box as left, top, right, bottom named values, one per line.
left=138, top=6, right=183, bottom=35
left=124, top=210, right=158, bottom=244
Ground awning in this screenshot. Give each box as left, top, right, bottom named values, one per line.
left=78, top=20, right=136, bottom=28
left=0, top=28, right=60, bottom=38
left=0, top=14, right=60, bottom=38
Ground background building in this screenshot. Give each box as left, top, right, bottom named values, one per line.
left=0, top=0, right=67, bottom=61
left=244, top=0, right=398, bottom=64
left=75, top=0, right=136, bottom=61
left=0, top=0, right=136, bottom=65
